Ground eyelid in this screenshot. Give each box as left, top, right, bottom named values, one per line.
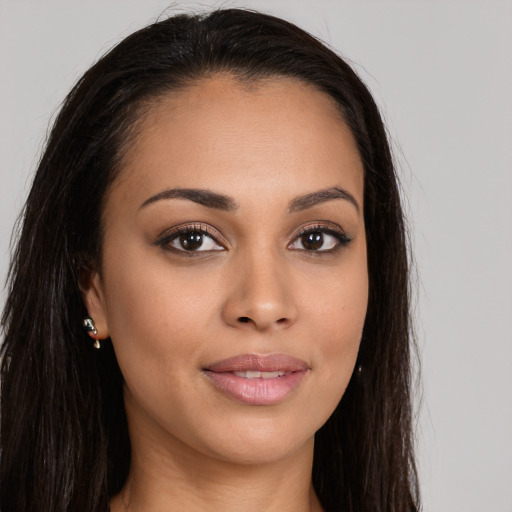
left=289, top=221, right=352, bottom=251
left=154, top=220, right=350, bottom=254
left=292, top=221, right=349, bottom=238
left=155, top=222, right=228, bottom=250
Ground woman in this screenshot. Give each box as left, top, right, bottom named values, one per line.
left=1, top=8, right=419, bottom=512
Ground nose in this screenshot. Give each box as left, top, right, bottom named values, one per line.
left=221, top=250, right=298, bottom=332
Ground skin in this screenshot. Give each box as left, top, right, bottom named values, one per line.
left=83, top=75, right=368, bottom=512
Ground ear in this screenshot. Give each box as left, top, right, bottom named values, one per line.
left=79, top=267, right=110, bottom=340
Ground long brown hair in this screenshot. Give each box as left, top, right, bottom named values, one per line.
left=1, top=9, right=419, bottom=511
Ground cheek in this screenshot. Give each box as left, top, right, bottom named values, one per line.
left=300, top=254, right=368, bottom=406
left=101, top=249, right=219, bottom=374
left=100, top=252, right=221, bottom=435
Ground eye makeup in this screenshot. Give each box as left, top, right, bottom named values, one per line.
left=289, top=221, right=352, bottom=255
left=154, top=222, right=227, bottom=255
left=153, top=219, right=352, bottom=258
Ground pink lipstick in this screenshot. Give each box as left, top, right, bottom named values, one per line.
left=203, top=353, right=309, bottom=405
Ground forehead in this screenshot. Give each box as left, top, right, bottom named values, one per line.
left=112, top=75, right=364, bottom=210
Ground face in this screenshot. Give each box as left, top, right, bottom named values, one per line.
left=84, top=76, right=368, bottom=466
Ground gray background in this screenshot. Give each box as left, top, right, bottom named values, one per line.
left=1, top=1, right=511, bottom=510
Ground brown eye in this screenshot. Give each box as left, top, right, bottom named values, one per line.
left=179, top=231, right=204, bottom=251
left=301, top=232, right=324, bottom=250
left=161, top=227, right=225, bottom=253
left=288, top=225, right=351, bottom=252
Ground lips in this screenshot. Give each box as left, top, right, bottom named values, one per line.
left=203, top=353, right=309, bottom=406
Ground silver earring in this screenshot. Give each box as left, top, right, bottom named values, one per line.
left=83, top=317, right=100, bottom=349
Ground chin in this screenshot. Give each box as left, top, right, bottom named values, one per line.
left=191, top=411, right=321, bottom=467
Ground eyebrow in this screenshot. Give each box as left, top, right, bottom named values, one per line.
left=139, top=185, right=359, bottom=214
left=139, top=188, right=238, bottom=212
left=288, top=187, right=360, bottom=213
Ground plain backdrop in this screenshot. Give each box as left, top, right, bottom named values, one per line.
left=1, top=1, right=511, bottom=510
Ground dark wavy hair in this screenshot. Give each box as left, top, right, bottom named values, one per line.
left=1, top=8, right=419, bottom=512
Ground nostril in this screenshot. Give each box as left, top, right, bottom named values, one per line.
left=238, top=317, right=251, bottom=323
left=276, top=318, right=287, bottom=324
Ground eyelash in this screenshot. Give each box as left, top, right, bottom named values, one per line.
left=290, top=223, right=352, bottom=254
left=155, top=223, right=226, bottom=255
left=155, top=221, right=352, bottom=255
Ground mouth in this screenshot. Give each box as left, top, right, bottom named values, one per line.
left=232, top=370, right=288, bottom=378
left=203, top=353, right=309, bottom=406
